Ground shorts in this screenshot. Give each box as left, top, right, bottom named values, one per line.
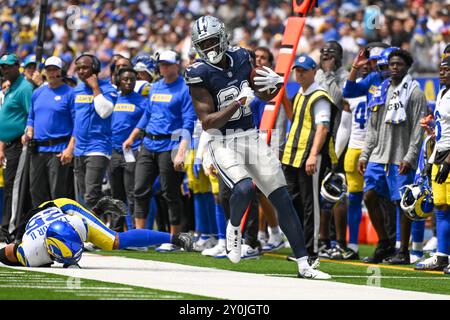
left=344, top=148, right=364, bottom=193
left=363, top=162, right=415, bottom=201
left=207, top=129, right=286, bottom=197
left=431, top=164, right=450, bottom=206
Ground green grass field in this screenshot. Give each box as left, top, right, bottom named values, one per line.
left=95, top=245, right=450, bottom=296
left=1, top=244, right=449, bottom=299
left=0, top=266, right=213, bottom=300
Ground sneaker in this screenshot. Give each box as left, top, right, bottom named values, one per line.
left=298, top=266, right=332, bottom=280
left=415, top=255, right=449, bottom=271
left=171, top=233, right=194, bottom=252
left=202, top=242, right=226, bottom=257
left=193, top=236, right=217, bottom=252
left=342, top=247, right=359, bottom=260
left=444, top=264, right=450, bottom=275
left=329, top=245, right=344, bottom=260
left=241, top=244, right=261, bottom=259
left=318, top=247, right=332, bottom=259
left=93, top=196, right=127, bottom=217
left=155, top=243, right=179, bottom=252
left=213, top=248, right=227, bottom=259
left=262, top=234, right=285, bottom=252
left=225, top=222, right=242, bottom=264
left=384, top=251, right=410, bottom=265
left=410, top=253, right=423, bottom=264
left=423, top=236, right=438, bottom=252
left=363, top=244, right=396, bottom=264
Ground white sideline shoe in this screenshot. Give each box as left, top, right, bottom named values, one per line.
left=202, top=241, right=226, bottom=257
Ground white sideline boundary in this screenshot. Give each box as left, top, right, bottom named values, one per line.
left=3, top=253, right=450, bottom=300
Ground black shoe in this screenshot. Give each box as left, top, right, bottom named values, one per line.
left=330, top=245, right=360, bottom=260
left=363, top=244, right=396, bottom=264
left=93, top=196, right=127, bottom=218
left=343, top=248, right=359, bottom=260
left=171, top=233, right=194, bottom=252
left=384, top=251, right=410, bottom=265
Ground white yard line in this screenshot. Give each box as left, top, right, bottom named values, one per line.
left=3, top=253, right=449, bottom=300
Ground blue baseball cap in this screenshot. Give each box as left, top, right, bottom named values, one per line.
left=292, top=54, right=317, bottom=70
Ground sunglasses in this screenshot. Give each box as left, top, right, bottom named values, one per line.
left=320, top=48, right=337, bottom=54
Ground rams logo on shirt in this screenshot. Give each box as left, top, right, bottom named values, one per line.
left=114, top=103, right=136, bottom=112
left=369, top=85, right=378, bottom=94
left=151, top=94, right=172, bottom=103
left=75, top=95, right=94, bottom=103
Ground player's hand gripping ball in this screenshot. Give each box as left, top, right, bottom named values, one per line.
left=250, top=66, right=283, bottom=101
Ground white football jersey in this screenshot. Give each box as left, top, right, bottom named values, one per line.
left=348, top=95, right=368, bottom=150
left=17, top=206, right=88, bottom=267
left=434, top=87, right=450, bottom=152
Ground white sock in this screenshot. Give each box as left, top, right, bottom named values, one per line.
left=296, top=256, right=310, bottom=269
left=348, top=243, right=358, bottom=252
left=435, top=252, right=448, bottom=257
left=395, top=241, right=401, bottom=249
left=268, top=226, right=281, bottom=236
left=217, top=239, right=226, bottom=246
left=258, top=231, right=267, bottom=241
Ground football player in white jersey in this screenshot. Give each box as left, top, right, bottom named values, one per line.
left=334, top=92, right=368, bottom=259
left=0, top=198, right=193, bottom=268
left=416, top=56, right=450, bottom=273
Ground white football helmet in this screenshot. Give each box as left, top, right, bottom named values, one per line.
left=400, top=178, right=434, bottom=221
left=320, top=172, right=347, bottom=203
left=191, top=16, right=228, bottom=64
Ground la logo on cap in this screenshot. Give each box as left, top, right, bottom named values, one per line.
left=299, top=56, right=306, bottom=63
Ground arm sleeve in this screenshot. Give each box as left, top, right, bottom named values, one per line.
left=195, top=130, right=211, bottom=160
left=313, top=99, right=331, bottom=125
left=403, top=89, right=427, bottom=168
left=93, top=94, right=114, bottom=119
left=335, top=110, right=352, bottom=159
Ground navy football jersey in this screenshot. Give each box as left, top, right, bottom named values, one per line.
left=184, top=47, right=255, bottom=134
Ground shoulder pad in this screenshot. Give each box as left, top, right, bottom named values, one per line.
left=184, top=62, right=208, bottom=85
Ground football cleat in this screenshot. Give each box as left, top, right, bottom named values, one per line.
left=414, top=255, right=449, bottom=271
left=225, top=222, right=242, bottom=264
left=171, top=233, right=194, bottom=252
left=298, top=267, right=331, bottom=280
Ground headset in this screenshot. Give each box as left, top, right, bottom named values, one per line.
left=75, top=52, right=101, bottom=74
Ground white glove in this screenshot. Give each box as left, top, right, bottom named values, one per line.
left=235, top=86, right=255, bottom=107
left=202, top=151, right=216, bottom=177
left=253, top=66, right=284, bottom=92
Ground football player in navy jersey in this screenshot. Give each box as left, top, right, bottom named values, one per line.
left=184, top=16, right=331, bottom=279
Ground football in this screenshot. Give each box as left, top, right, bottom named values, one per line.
left=249, top=66, right=283, bottom=101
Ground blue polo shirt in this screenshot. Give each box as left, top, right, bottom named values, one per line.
left=112, top=91, right=147, bottom=152
left=73, top=79, right=118, bottom=156
left=0, top=75, right=33, bottom=142
left=27, top=83, right=75, bottom=153
left=136, top=76, right=197, bottom=152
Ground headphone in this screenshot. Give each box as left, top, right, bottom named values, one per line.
left=75, top=53, right=101, bottom=74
